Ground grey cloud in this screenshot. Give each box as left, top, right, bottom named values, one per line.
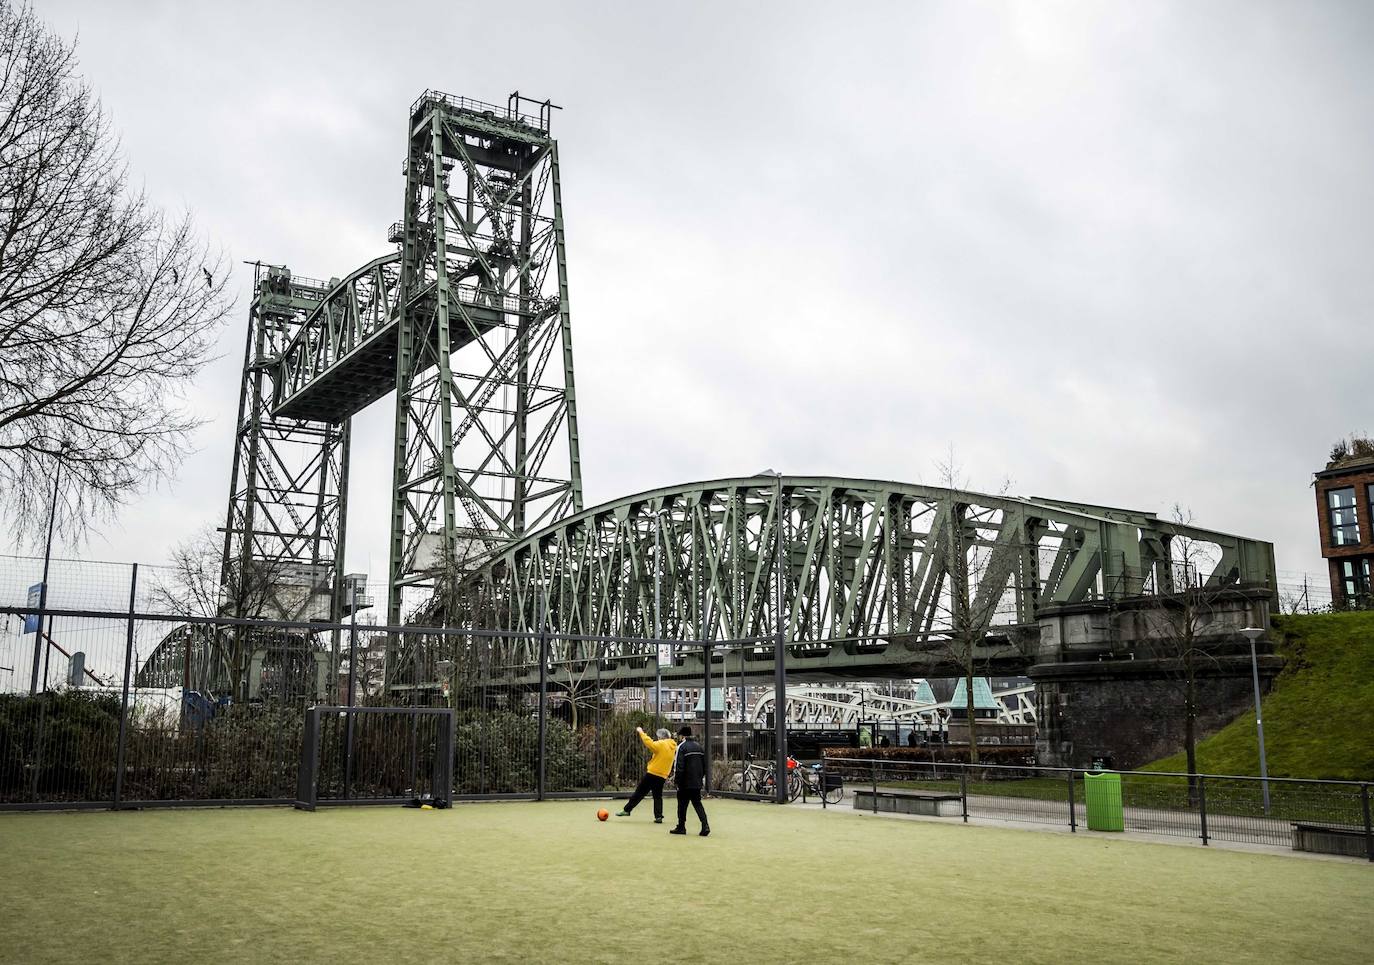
left=30, top=0, right=1372, bottom=594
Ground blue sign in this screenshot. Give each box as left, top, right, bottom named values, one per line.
left=23, top=583, right=42, bottom=634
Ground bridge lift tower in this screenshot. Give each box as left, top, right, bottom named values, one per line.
left=220, top=90, right=582, bottom=630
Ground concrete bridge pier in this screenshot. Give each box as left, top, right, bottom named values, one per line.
left=1029, top=591, right=1282, bottom=769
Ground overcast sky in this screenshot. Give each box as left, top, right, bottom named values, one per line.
left=24, top=0, right=1374, bottom=593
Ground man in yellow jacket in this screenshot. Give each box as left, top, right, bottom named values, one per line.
left=616, top=726, right=677, bottom=823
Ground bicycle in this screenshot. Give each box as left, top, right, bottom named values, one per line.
left=799, top=763, right=845, bottom=805
left=722, top=756, right=805, bottom=799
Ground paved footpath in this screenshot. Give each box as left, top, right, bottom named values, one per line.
left=791, top=796, right=1372, bottom=865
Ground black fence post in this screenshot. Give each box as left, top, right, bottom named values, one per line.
left=871, top=757, right=878, bottom=813
left=343, top=594, right=357, bottom=801
left=537, top=629, right=548, bottom=802
left=773, top=631, right=787, bottom=805
left=1361, top=783, right=1372, bottom=863
left=1067, top=768, right=1076, bottom=833
left=959, top=765, right=969, bottom=823
left=593, top=656, right=602, bottom=792
left=30, top=690, right=46, bottom=803
left=703, top=643, right=713, bottom=794
left=1198, top=775, right=1209, bottom=846
left=112, top=563, right=138, bottom=810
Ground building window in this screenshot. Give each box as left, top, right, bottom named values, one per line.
left=1327, top=487, right=1360, bottom=546
left=1341, top=558, right=1371, bottom=600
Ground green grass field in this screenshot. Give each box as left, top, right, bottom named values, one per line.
left=1144, top=612, right=1374, bottom=780
left=1, top=801, right=1370, bottom=964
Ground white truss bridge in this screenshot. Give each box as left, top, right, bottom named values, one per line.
left=744, top=681, right=1037, bottom=729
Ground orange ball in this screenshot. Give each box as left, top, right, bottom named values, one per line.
left=597, top=808, right=609, bottom=822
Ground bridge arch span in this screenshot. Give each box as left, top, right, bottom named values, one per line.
left=448, top=475, right=1275, bottom=680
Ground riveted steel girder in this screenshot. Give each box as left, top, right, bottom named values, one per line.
left=450, top=477, right=1276, bottom=684
left=219, top=265, right=351, bottom=624
left=241, top=92, right=582, bottom=627
left=383, top=92, right=582, bottom=623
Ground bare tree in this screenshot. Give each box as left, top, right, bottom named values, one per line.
left=0, top=2, right=232, bottom=538
left=1136, top=506, right=1231, bottom=794
left=149, top=526, right=294, bottom=699
left=932, top=450, right=1019, bottom=764
left=150, top=527, right=293, bottom=619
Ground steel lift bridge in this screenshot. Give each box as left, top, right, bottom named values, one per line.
left=217, top=90, right=1277, bottom=697
left=219, top=91, right=580, bottom=634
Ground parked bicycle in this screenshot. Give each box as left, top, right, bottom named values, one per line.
left=721, top=756, right=805, bottom=799
left=799, top=763, right=845, bottom=805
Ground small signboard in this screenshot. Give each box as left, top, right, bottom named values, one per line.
left=23, top=583, right=42, bottom=634
left=657, top=643, right=673, bottom=666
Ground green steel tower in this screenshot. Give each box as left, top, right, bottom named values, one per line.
left=226, top=90, right=582, bottom=634
left=388, top=91, right=582, bottom=623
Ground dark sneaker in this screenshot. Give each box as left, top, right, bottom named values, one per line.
left=654, top=817, right=663, bottom=824
left=615, top=810, right=631, bottom=817
left=699, top=827, right=710, bottom=837
left=669, top=827, right=686, bottom=835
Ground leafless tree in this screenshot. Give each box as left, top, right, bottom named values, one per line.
left=1136, top=506, right=1231, bottom=794
left=150, top=527, right=293, bottom=619
left=932, top=450, right=1019, bottom=764
left=0, top=2, right=232, bottom=539
left=148, top=526, right=294, bottom=699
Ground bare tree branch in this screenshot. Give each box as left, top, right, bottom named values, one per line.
left=148, top=525, right=296, bottom=699
left=0, top=2, right=233, bottom=539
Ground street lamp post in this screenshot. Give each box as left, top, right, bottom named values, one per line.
left=29, top=460, right=61, bottom=695
left=1240, top=626, right=1271, bottom=815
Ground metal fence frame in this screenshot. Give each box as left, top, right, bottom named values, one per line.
left=812, top=757, right=1374, bottom=861
left=295, top=705, right=454, bottom=811
left=0, top=594, right=788, bottom=810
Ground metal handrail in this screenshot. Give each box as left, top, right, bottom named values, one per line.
left=825, top=755, right=1368, bottom=788
left=409, top=89, right=548, bottom=131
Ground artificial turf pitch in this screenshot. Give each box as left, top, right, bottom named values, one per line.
left=1, top=800, right=1369, bottom=964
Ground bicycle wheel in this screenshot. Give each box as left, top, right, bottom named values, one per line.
left=787, top=771, right=804, bottom=801
left=821, top=783, right=844, bottom=805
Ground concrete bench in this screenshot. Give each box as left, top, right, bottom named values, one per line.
left=853, top=787, right=962, bottom=817
left=1291, top=823, right=1371, bottom=859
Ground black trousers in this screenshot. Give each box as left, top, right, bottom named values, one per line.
left=676, top=788, right=708, bottom=829
left=624, top=772, right=666, bottom=818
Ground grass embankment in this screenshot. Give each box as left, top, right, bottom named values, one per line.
left=1144, top=612, right=1374, bottom=781
left=2, top=801, right=1371, bottom=964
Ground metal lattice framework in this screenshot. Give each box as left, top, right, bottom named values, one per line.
left=224, top=91, right=582, bottom=630
left=457, top=476, right=1276, bottom=683
left=384, top=91, right=580, bottom=620
left=221, top=92, right=1276, bottom=702
left=219, top=266, right=349, bottom=623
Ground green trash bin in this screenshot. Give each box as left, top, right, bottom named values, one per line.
left=1083, top=771, right=1124, bottom=831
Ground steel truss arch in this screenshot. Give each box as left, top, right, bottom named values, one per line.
left=453, top=476, right=1277, bottom=683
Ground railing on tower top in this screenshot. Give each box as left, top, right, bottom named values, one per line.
left=409, top=90, right=552, bottom=132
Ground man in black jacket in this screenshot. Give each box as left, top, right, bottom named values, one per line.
left=669, top=726, right=709, bottom=837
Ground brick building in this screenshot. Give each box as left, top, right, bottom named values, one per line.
left=1314, top=452, right=1374, bottom=606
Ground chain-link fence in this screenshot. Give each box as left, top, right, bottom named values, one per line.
left=0, top=556, right=788, bottom=809
left=4, top=553, right=1367, bottom=862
